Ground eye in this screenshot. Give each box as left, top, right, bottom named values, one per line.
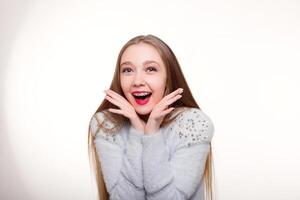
left=121, top=67, right=132, bottom=73
left=147, top=66, right=157, bottom=72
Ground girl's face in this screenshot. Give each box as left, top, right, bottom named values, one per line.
left=120, top=43, right=167, bottom=115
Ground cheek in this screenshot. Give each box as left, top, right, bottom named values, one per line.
left=148, top=78, right=166, bottom=97
left=120, top=77, right=132, bottom=100
left=120, top=77, right=131, bottom=90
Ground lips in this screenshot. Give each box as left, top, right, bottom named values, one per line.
left=131, top=91, right=152, bottom=105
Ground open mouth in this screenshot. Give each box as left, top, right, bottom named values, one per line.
left=132, top=92, right=152, bottom=99
left=132, top=92, right=152, bottom=105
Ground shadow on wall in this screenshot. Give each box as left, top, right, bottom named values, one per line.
left=0, top=0, right=32, bottom=199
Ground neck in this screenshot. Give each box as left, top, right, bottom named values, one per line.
left=138, top=113, right=150, bottom=123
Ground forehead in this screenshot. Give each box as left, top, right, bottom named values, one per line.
left=120, top=43, right=164, bottom=66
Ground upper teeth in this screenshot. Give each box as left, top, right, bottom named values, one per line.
left=133, top=92, right=150, bottom=96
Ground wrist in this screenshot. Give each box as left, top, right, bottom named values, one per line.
left=145, top=122, right=160, bottom=135
left=145, top=127, right=160, bottom=135
left=130, top=117, right=145, bottom=132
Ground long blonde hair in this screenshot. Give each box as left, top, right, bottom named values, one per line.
left=88, top=34, right=215, bottom=200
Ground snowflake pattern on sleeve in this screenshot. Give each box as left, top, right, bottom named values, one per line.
left=171, top=108, right=214, bottom=147
left=90, top=112, right=117, bottom=143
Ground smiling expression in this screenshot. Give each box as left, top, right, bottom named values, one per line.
left=120, top=43, right=167, bottom=115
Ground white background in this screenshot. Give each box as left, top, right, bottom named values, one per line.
left=1, top=0, right=300, bottom=199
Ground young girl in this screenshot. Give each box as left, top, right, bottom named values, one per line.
left=88, top=34, right=215, bottom=200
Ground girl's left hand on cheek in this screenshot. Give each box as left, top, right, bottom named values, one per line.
left=145, top=88, right=183, bottom=134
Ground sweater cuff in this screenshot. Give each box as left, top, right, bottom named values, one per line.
left=128, top=126, right=144, bottom=141
left=141, top=129, right=164, bottom=148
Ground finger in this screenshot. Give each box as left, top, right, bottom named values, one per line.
left=154, top=91, right=182, bottom=111
left=105, top=89, right=128, bottom=108
left=152, top=94, right=181, bottom=116
left=106, top=89, right=128, bottom=105
left=107, top=108, right=123, bottom=115
left=165, top=94, right=182, bottom=106
left=105, top=95, right=123, bottom=108
left=162, top=88, right=183, bottom=103
left=105, top=89, right=139, bottom=120
left=161, top=107, right=175, bottom=116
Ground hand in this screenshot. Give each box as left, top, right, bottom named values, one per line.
left=104, top=89, right=145, bottom=132
left=145, top=88, right=183, bottom=135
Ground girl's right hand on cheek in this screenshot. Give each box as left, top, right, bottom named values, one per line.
left=104, top=89, right=145, bottom=132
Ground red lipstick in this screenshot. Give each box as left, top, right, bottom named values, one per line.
left=131, top=91, right=152, bottom=105
left=135, top=97, right=150, bottom=105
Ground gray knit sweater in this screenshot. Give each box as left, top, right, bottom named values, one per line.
left=89, top=107, right=214, bottom=200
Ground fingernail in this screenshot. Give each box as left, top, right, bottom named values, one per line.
left=179, top=88, right=184, bottom=93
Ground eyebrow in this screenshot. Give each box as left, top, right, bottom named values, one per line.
left=120, top=60, right=160, bottom=67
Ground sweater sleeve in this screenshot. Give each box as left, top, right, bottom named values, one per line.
left=141, top=108, right=214, bottom=200
left=89, top=112, right=145, bottom=200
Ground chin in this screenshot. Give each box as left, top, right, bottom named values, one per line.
left=129, top=97, right=153, bottom=115
left=134, top=107, right=152, bottom=115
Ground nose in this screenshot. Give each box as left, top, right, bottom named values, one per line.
left=133, top=71, right=145, bottom=87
